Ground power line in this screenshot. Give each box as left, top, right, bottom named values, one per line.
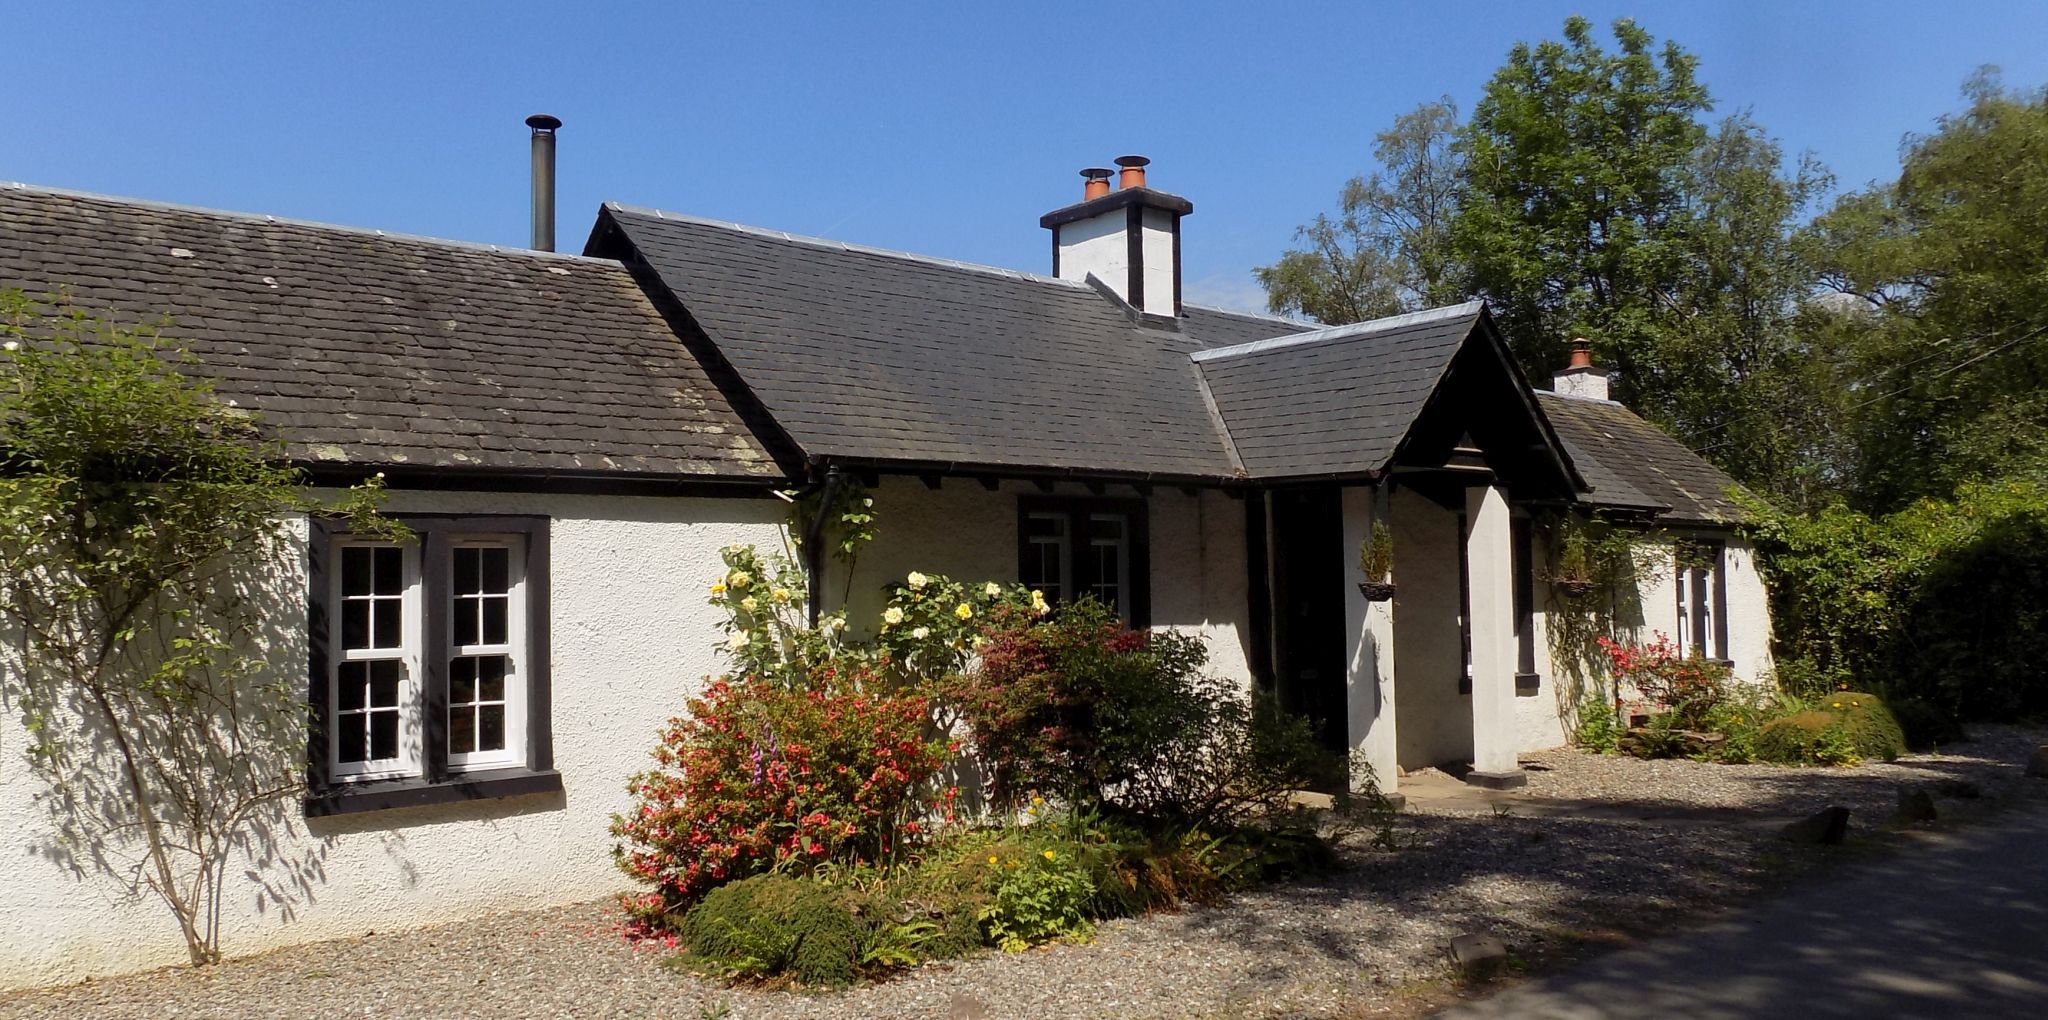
left=1691, top=319, right=2048, bottom=456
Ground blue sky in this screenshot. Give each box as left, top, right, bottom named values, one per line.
left=6, top=1, right=2045, bottom=312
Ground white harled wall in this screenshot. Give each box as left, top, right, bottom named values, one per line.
left=0, top=489, right=783, bottom=990
left=833, top=478, right=1255, bottom=687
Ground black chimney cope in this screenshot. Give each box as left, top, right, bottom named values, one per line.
left=525, top=114, right=562, bottom=252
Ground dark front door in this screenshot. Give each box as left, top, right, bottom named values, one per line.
left=1268, top=486, right=1349, bottom=756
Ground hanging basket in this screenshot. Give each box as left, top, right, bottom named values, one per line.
left=1553, top=578, right=1599, bottom=599
left=1357, top=580, right=1397, bottom=602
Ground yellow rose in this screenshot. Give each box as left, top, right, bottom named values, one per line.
left=907, top=571, right=929, bottom=590
left=727, top=570, right=752, bottom=589
left=708, top=582, right=727, bottom=595
left=883, top=607, right=905, bottom=626
left=739, top=596, right=759, bottom=612
left=954, top=603, right=973, bottom=621
left=984, top=582, right=1002, bottom=598
left=771, top=587, right=792, bottom=603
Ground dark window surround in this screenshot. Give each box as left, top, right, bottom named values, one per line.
left=306, top=514, right=556, bottom=817
left=1675, top=537, right=1731, bottom=663
left=1511, top=516, right=1542, bottom=696
left=1015, top=495, right=1151, bottom=628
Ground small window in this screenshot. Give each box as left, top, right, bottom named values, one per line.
left=1017, top=497, right=1149, bottom=625
left=309, top=515, right=554, bottom=815
left=1675, top=539, right=1728, bottom=661
left=1020, top=512, right=1071, bottom=603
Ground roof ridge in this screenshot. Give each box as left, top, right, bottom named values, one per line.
left=1182, top=302, right=1317, bottom=328
left=605, top=202, right=1093, bottom=291
left=0, top=181, right=622, bottom=267
left=1189, top=300, right=1485, bottom=363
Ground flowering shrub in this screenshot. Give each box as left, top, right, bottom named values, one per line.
left=611, top=668, right=953, bottom=928
left=977, top=845, right=1096, bottom=952
left=1597, top=633, right=1731, bottom=729
left=872, top=570, right=1046, bottom=690
left=944, top=598, right=1329, bottom=826
left=706, top=544, right=860, bottom=690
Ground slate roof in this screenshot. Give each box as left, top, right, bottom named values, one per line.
left=0, top=185, right=779, bottom=481
left=596, top=205, right=1304, bottom=481
left=1536, top=392, right=1745, bottom=523
left=1192, top=303, right=1485, bottom=478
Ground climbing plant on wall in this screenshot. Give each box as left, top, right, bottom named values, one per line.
left=0, top=291, right=396, bottom=966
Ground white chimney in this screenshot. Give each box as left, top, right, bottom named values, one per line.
left=1553, top=337, right=1611, bottom=401
left=1040, top=155, right=1191, bottom=319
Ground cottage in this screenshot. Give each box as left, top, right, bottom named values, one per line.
left=0, top=141, right=1766, bottom=985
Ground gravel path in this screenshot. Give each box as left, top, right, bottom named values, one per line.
left=5, top=726, right=2039, bottom=1020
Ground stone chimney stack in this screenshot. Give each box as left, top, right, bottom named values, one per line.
left=1040, top=155, right=1192, bottom=319
left=1553, top=338, right=1611, bottom=401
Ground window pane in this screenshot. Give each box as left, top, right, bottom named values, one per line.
left=1089, top=514, right=1125, bottom=542
left=481, top=598, right=508, bottom=645
left=369, top=660, right=401, bottom=707
left=339, top=716, right=366, bottom=763
left=341, top=547, right=371, bottom=596
left=1024, top=513, right=1067, bottom=539
left=480, top=547, right=510, bottom=595
left=369, top=711, right=398, bottom=761
left=479, top=705, right=506, bottom=751
left=372, top=547, right=404, bottom=595
left=454, top=547, right=480, bottom=597
left=477, top=655, right=506, bottom=701
left=371, top=598, right=402, bottom=648
left=450, top=706, right=475, bottom=755
left=454, top=598, right=479, bottom=647
left=341, top=600, right=369, bottom=650
left=451, top=656, right=476, bottom=703
left=337, top=662, right=366, bottom=711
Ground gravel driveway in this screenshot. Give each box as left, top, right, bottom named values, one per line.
left=4, top=727, right=2038, bottom=1020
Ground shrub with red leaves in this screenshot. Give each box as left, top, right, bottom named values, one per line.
left=611, top=666, right=953, bottom=931
left=1597, top=632, right=1731, bottom=728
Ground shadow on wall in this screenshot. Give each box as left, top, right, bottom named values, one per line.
left=1, top=535, right=334, bottom=958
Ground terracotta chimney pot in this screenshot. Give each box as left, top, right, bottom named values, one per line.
left=1115, top=154, right=1150, bottom=190
left=1568, top=337, right=1593, bottom=370
left=1080, top=167, right=1113, bottom=201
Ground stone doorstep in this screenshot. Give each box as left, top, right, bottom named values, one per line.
left=1464, top=769, right=1530, bottom=791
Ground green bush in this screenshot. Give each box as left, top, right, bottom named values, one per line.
left=1743, top=480, right=2048, bottom=721
left=943, top=598, right=1332, bottom=827
left=679, top=874, right=863, bottom=987
left=1755, top=693, right=1906, bottom=766
left=1572, top=688, right=1622, bottom=754
left=1888, top=696, right=1968, bottom=751
left=978, top=844, right=1097, bottom=952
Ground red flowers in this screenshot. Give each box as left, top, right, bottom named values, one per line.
left=1598, top=633, right=1732, bottom=728
left=611, top=664, right=949, bottom=929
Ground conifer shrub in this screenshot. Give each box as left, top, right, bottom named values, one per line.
left=678, top=874, right=863, bottom=987
left=1755, top=693, right=1906, bottom=765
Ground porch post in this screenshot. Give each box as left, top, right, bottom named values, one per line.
left=1341, top=485, right=1397, bottom=794
left=1465, top=483, right=1526, bottom=787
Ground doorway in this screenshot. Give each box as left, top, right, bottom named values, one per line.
left=1267, top=486, right=1349, bottom=756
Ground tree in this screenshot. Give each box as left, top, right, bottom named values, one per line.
left=1256, top=98, right=1464, bottom=322
left=1805, top=71, right=2048, bottom=509
left=0, top=292, right=393, bottom=965
left=1452, top=16, right=1711, bottom=395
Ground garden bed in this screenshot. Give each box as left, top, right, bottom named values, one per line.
left=8, top=725, right=2037, bottom=1020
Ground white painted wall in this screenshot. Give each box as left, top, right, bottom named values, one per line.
left=1630, top=534, right=1776, bottom=686
left=1388, top=487, right=1472, bottom=770
left=833, top=478, right=1255, bottom=687
left=0, top=489, right=783, bottom=989
left=1140, top=207, right=1178, bottom=316
left=1340, top=486, right=1399, bottom=792
left=1053, top=212, right=1128, bottom=289
left=1465, top=486, right=1519, bottom=775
